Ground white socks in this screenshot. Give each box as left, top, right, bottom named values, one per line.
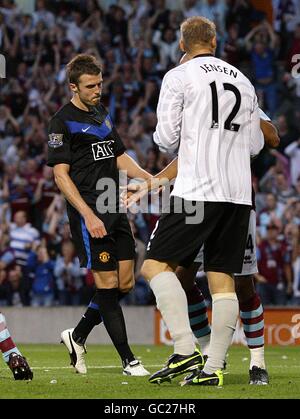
left=250, top=347, right=266, bottom=369
left=204, top=293, right=239, bottom=375
left=197, top=334, right=211, bottom=356
left=150, top=272, right=195, bottom=355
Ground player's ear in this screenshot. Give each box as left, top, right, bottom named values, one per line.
left=211, top=36, right=217, bottom=50
left=70, top=83, right=78, bottom=94
left=179, top=39, right=185, bottom=53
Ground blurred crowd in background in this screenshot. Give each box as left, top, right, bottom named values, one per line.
left=0, top=0, right=300, bottom=307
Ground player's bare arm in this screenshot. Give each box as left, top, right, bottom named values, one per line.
left=53, top=163, right=107, bottom=238
left=123, top=158, right=178, bottom=207
left=260, top=119, right=280, bottom=148
left=116, top=152, right=153, bottom=180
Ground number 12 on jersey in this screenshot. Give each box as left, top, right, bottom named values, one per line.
left=209, top=81, right=241, bottom=132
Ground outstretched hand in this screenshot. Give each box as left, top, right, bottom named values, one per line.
left=121, top=182, right=150, bottom=208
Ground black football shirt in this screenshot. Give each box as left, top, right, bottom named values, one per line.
left=47, top=102, right=126, bottom=209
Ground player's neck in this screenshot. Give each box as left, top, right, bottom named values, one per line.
left=190, top=48, right=215, bottom=58
left=71, top=96, right=91, bottom=112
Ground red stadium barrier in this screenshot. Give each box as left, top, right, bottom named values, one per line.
left=154, top=308, right=300, bottom=346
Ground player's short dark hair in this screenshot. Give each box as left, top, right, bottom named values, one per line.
left=180, top=16, right=216, bottom=53
left=66, top=54, right=102, bottom=85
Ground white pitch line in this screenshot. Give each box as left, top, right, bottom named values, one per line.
left=30, top=364, right=163, bottom=371
left=4, top=364, right=300, bottom=372
left=266, top=366, right=300, bottom=369
left=32, top=364, right=300, bottom=371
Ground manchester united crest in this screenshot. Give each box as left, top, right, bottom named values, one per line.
left=99, top=251, right=110, bottom=263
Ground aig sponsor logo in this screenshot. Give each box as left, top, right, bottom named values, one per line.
left=92, top=141, right=114, bottom=161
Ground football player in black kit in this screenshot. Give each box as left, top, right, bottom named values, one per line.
left=47, top=54, right=150, bottom=376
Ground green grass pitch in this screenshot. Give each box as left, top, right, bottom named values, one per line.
left=0, top=344, right=299, bottom=399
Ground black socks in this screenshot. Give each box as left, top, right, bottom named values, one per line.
left=72, top=289, right=133, bottom=365
left=96, top=288, right=135, bottom=364
left=72, top=294, right=102, bottom=345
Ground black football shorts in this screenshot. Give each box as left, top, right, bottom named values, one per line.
left=67, top=204, right=135, bottom=271
left=146, top=196, right=251, bottom=274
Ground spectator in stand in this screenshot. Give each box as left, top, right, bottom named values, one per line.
left=32, top=166, right=58, bottom=231
left=33, top=0, right=55, bottom=29
left=275, top=114, right=300, bottom=154
left=2, top=135, right=23, bottom=167
left=0, top=269, right=9, bottom=306
left=108, top=80, right=128, bottom=124
left=283, top=197, right=300, bottom=227
left=273, top=0, right=300, bottom=33
left=201, top=0, right=227, bottom=26
left=63, top=10, right=84, bottom=52
left=0, top=178, right=10, bottom=223
left=258, top=193, right=285, bottom=238
left=23, top=159, right=42, bottom=194
left=0, top=105, right=20, bottom=136
left=294, top=177, right=300, bottom=200
left=273, top=0, right=300, bottom=59
left=283, top=74, right=300, bottom=132
left=259, top=150, right=291, bottom=193
left=24, top=117, right=47, bottom=161
left=6, top=267, right=24, bottom=307
left=132, top=112, right=158, bottom=157
left=153, top=26, right=180, bottom=71
left=26, top=245, right=55, bottom=307
left=285, top=23, right=300, bottom=73
left=0, top=231, right=15, bottom=274
left=2, top=210, right=40, bottom=305
left=222, top=23, right=245, bottom=66
left=42, top=193, right=67, bottom=239
left=293, top=201, right=300, bottom=226
left=148, top=0, right=171, bottom=32
left=226, top=0, right=260, bottom=38
left=7, top=211, right=40, bottom=268
left=0, top=231, right=15, bottom=306
left=291, top=227, right=300, bottom=305
left=144, top=147, right=160, bottom=175
left=256, top=224, right=293, bottom=305
left=245, top=20, right=278, bottom=118
left=121, top=62, right=142, bottom=111
left=120, top=133, right=143, bottom=164
left=272, top=172, right=295, bottom=204
left=182, top=0, right=201, bottom=19
left=54, top=240, right=83, bottom=306
left=134, top=39, right=161, bottom=82
left=106, top=5, right=129, bottom=49
left=8, top=177, right=33, bottom=219
left=284, top=138, right=300, bottom=186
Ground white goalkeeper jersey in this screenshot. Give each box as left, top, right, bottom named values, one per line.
left=259, top=108, right=271, bottom=121
left=154, top=54, right=264, bottom=205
